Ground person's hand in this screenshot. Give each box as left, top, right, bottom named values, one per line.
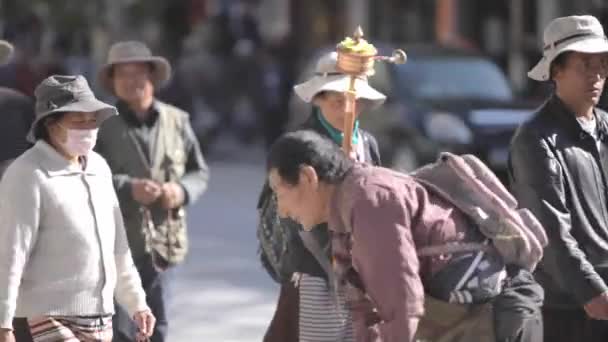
left=160, top=182, right=185, bottom=209
left=133, top=310, right=156, bottom=341
left=0, top=329, right=15, bottom=342
left=584, top=292, right=608, bottom=320
left=131, top=179, right=162, bottom=205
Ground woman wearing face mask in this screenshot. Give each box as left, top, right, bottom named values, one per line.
left=0, top=75, right=155, bottom=342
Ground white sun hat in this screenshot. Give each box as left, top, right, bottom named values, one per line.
left=528, top=15, right=608, bottom=81
left=293, top=51, right=386, bottom=108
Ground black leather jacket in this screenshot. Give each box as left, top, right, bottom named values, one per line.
left=509, top=95, right=608, bottom=308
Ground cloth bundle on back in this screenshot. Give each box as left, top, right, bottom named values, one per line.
left=412, top=152, right=548, bottom=272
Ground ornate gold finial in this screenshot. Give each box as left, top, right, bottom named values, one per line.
left=353, top=26, right=364, bottom=42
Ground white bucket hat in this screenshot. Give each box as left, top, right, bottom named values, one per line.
left=529, top=15, right=608, bottom=81
left=0, top=40, right=13, bottom=64
left=293, top=52, right=386, bottom=108
left=98, top=41, right=172, bottom=94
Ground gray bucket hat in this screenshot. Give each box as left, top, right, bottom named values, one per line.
left=28, top=75, right=118, bottom=143
left=0, top=40, right=13, bottom=64
left=529, top=15, right=608, bottom=81
left=98, top=41, right=172, bottom=94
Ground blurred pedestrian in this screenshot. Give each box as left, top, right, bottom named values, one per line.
left=0, top=39, right=34, bottom=177
left=251, top=48, right=290, bottom=148
left=510, top=15, right=608, bottom=342
left=0, top=75, right=154, bottom=342
left=95, top=41, right=209, bottom=342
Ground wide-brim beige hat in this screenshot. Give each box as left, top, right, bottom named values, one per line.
left=98, top=41, right=171, bottom=94
left=28, top=75, right=117, bottom=143
left=529, top=15, right=608, bottom=81
left=0, top=40, right=14, bottom=64
left=294, top=52, right=386, bottom=108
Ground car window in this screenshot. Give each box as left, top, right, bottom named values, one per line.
left=397, top=57, right=513, bottom=101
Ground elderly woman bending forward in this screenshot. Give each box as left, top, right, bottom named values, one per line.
left=0, top=75, right=154, bottom=342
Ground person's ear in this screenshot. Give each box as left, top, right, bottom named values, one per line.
left=552, top=67, right=564, bottom=82
left=312, top=92, right=326, bottom=107
left=312, top=97, right=321, bottom=107
left=300, top=165, right=319, bottom=189
left=45, top=118, right=59, bottom=135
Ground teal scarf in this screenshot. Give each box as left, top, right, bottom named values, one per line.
left=315, top=108, right=360, bottom=146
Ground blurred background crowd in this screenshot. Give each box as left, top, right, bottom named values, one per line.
left=2, top=0, right=608, bottom=167
left=4, top=2, right=608, bottom=340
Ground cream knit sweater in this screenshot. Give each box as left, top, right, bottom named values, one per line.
left=0, top=141, right=148, bottom=329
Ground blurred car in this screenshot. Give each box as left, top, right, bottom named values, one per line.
left=287, top=44, right=538, bottom=180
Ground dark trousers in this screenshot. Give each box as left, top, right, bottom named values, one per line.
left=262, top=268, right=543, bottom=342
left=113, top=255, right=173, bottom=342
left=263, top=280, right=299, bottom=342
left=493, top=267, right=544, bottom=342
left=543, top=307, right=608, bottom=342
left=12, top=318, right=33, bottom=342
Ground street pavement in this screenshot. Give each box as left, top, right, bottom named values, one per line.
left=168, top=141, right=279, bottom=341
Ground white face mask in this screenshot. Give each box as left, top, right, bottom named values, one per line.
left=60, top=127, right=99, bottom=156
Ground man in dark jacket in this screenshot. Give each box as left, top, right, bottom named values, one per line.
left=95, top=41, right=209, bottom=342
left=509, top=15, right=608, bottom=341
left=0, top=39, right=35, bottom=177
left=259, top=51, right=385, bottom=342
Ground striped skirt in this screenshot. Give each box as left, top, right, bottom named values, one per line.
left=299, top=274, right=354, bottom=342
left=14, top=315, right=113, bottom=342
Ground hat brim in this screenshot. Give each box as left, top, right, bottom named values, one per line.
left=97, top=56, right=172, bottom=94
left=293, top=75, right=387, bottom=109
left=528, top=36, right=608, bottom=81
left=27, top=98, right=118, bottom=143
left=0, top=40, right=14, bottom=64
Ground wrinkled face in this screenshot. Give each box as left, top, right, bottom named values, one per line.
left=268, top=167, right=327, bottom=230
left=554, top=52, right=608, bottom=106
left=314, top=91, right=366, bottom=129
left=112, top=62, right=155, bottom=104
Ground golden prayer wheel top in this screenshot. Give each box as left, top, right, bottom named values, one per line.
left=336, top=27, right=407, bottom=76
left=336, top=26, right=378, bottom=76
